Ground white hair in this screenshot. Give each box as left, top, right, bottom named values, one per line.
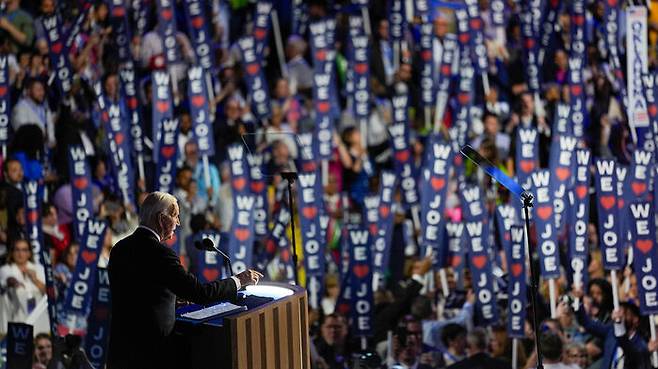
left=139, top=192, right=178, bottom=228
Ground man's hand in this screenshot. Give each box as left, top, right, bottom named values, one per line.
left=6, top=277, right=22, bottom=288
left=235, top=269, right=264, bottom=287
left=612, top=308, right=624, bottom=323
left=649, top=339, right=658, bottom=353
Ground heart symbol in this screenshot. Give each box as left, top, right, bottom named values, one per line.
left=458, top=33, right=470, bottom=44
left=101, top=111, right=109, bottom=122
left=81, top=250, right=97, bottom=264
left=250, top=181, right=265, bottom=193
left=51, top=42, right=62, bottom=54
left=27, top=210, right=38, bottom=223
left=649, top=105, right=657, bottom=117
left=608, top=0, right=617, bottom=5
left=395, top=150, right=410, bottom=162
left=555, top=167, right=570, bottom=181
left=74, top=177, right=88, bottom=190
left=471, top=255, right=487, bottom=269
left=354, top=63, right=368, bottom=74
left=573, top=15, right=584, bottom=26
left=617, top=199, right=624, bottom=209
left=302, top=206, right=317, bottom=219
left=379, top=205, right=390, bottom=218
left=246, top=63, right=260, bottom=75
left=550, top=0, right=559, bottom=7
left=337, top=303, right=350, bottom=315
left=192, top=16, right=204, bottom=29
left=266, top=240, right=276, bottom=254
left=315, top=50, right=326, bottom=61
left=191, top=95, right=205, bottom=107
left=160, top=146, right=175, bottom=159
left=632, top=182, right=647, bottom=195
left=457, top=93, right=470, bottom=105
left=511, top=263, right=523, bottom=277
left=157, top=101, right=169, bottom=113
left=280, top=249, right=290, bottom=262
left=637, top=240, right=653, bottom=254
left=203, top=268, right=219, bottom=281
left=537, top=205, right=552, bottom=220
left=575, top=185, right=588, bottom=199
left=353, top=264, right=369, bottom=278
left=441, top=64, right=451, bottom=76
left=128, top=97, right=138, bottom=109
left=317, top=101, right=330, bottom=113
left=421, top=50, right=432, bottom=61
left=112, top=6, right=125, bottom=17
left=450, top=255, right=462, bottom=267
left=431, top=178, right=445, bottom=190
left=114, top=132, right=124, bottom=145
left=161, top=9, right=173, bottom=21
left=599, top=195, right=615, bottom=210
left=469, top=18, right=482, bottom=29
left=234, top=228, right=250, bottom=241
left=454, top=155, right=462, bottom=165
left=524, top=38, right=535, bottom=49
left=302, top=161, right=317, bottom=172
left=254, top=28, right=266, bottom=40
left=504, top=232, right=510, bottom=241
left=519, top=160, right=535, bottom=173
left=232, top=178, right=246, bottom=191
left=0, top=86, right=7, bottom=96
left=369, top=223, right=378, bottom=236
left=570, top=85, right=582, bottom=96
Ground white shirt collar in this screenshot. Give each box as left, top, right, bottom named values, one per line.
left=138, top=225, right=161, bottom=242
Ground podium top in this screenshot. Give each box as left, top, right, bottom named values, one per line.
left=239, top=284, right=295, bottom=300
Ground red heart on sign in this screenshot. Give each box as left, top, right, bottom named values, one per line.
left=112, top=6, right=125, bottom=17
left=511, top=263, right=523, bottom=277
left=504, top=232, right=510, bottom=241
left=27, top=210, right=38, bottom=223
left=570, top=85, right=582, bottom=96
left=74, top=177, right=88, bottom=190
left=369, top=223, right=378, bottom=236
left=573, top=15, right=584, bottom=26
left=115, top=132, right=124, bottom=145
left=160, top=146, right=175, bottom=159
left=458, top=33, right=470, bottom=44
left=157, top=101, right=169, bottom=113
left=302, top=161, right=317, bottom=172
left=317, top=101, right=330, bottom=113
left=250, top=181, right=265, bottom=193
left=203, top=268, right=219, bottom=281
left=161, top=9, right=173, bottom=21
left=537, top=205, right=553, bottom=220
left=599, top=195, right=615, bottom=210
left=128, top=97, right=138, bottom=109
left=632, top=182, right=647, bottom=196
left=457, top=93, right=470, bottom=105
left=379, top=205, right=390, bottom=218
left=431, top=178, right=445, bottom=190
left=234, top=228, right=251, bottom=241
left=315, top=50, right=326, bottom=61
left=555, top=167, right=570, bottom=181
left=441, top=64, right=451, bottom=76
left=617, top=199, right=624, bottom=209
left=280, top=248, right=290, bottom=262
left=395, top=150, right=410, bottom=162
left=266, top=239, right=276, bottom=254
left=469, top=18, right=482, bottom=30
left=192, top=16, right=204, bottom=29
left=354, top=63, right=368, bottom=74
left=254, top=28, right=266, bottom=40
left=51, top=42, right=62, bottom=54
left=471, top=255, right=487, bottom=269
left=421, top=50, right=432, bottom=61
left=450, top=255, right=462, bottom=267
left=648, top=105, right=657, bottom=117
left=353, top=264, right=369, bottom=278
left=575, top=185, right=588, bottom=199
left=519, top=160, right=535, bottom=173
left=337, top=303, right=350, bottom=315
left=637, top=239, right=653, bottom=254
left=232, top=178, right=246, bottom=191
left=81, top=250, right=97, bottom=264
left=302, top=206, right=317, bottom=219
left=608, top=0, right=617, bottom=5
left=246, top=63, right=260, bottom=75
left=191, top=95, right=205, bottom=107
left=524, top=38, right=535, bottom=49
left=0, top=86, right=7, bottom=97
left=101, top=111, right=109, bottom=122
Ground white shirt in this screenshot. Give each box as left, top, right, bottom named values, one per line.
left=0, top=261, right=45, bottom=323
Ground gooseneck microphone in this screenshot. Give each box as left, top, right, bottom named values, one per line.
left=194, top=237, right=234, bottom=277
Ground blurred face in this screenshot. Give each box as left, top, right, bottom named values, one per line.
left=12, top=240, right=31, bottom=265
left=449, top=333, right=467, bottom=355
left=104, top=75, right=119, bottom=98
left=180, top=113, right=192, bottom=133
left=66, top=245, right=79, bottom=268
left=185, top=143, right=199, bottom=165
left=6, top=160, right=23, bottom=183
left=378, top=20, right=389, bottom=40
left=590, top=285, right=603, bottom=305
left=226, top=101, right=240, bottom=120
left=405, top=322, right=423, bottom=352
left=29, top=82, right=46, bottom=104
left=34, top=337, right=52, bottom=364
left=43, top=206, right=57, bottom=226
left=321, top=316, right=347, bottom=346
left=521, top=93, right=534, bottom=115
left=555, top=50, right=568, bottom=69
left=434, top=16, right=449, bottom=37
left=40, top=0, right=54, bottom=14
left=177, top=169, right=193, bottom=190
left=566, top=347, right=588, bottom=368
left=274, top=79, right=290, bottom=99
left=158, top=203, right=180, bottom=241
left=484, top=116, right=499, bottom=135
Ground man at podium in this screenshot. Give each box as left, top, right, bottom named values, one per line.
left=107, top=192, right=263, bottom=369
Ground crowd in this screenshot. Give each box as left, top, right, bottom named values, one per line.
left=0, top=0, right=656, bottom=368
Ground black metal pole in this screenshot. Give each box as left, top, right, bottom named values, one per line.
left=285, top=177, right=300, bottom=285
left=522, top=192, right=543, bottom=369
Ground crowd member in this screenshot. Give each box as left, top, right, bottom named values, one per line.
left=0, top=238, right=46, bottom=324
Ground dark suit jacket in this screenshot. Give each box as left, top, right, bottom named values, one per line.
left=107, top=227, right=238, bottom=369
left=447, top=353, right=512, bottom=369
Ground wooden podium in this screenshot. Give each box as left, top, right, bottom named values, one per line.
left=176, top=283, right=311, bottom=369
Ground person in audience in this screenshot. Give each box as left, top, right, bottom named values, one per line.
left=446, top=327, right=511, bottom=369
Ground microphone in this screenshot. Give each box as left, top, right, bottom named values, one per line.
left=194, top=237, right=234, bottom=277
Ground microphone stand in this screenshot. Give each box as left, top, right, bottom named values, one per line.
left=281, top=171, right=300, bottom=285
left=521, top=191, right=543, bottom=369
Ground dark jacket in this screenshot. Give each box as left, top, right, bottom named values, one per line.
left=447, top=352, right=512, bottom=369
left=107, top=227, right=238, bottom=369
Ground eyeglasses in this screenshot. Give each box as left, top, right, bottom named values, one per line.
left=14, top=248, right=30, bottom=253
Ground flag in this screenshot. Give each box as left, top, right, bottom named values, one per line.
left=187, top=66, right=216, bottom=157
left=184, top=0, right=215, bottom=71
left=626, top=6, right=650, bottom=147
left=348, top=16, right=370, bottom=123
left=151, top=71, right=174, bottom=161
left=246, top=152, right=268, bottom=239
left=548, top=134, right=577, bottom=233
left=107, top=0, right=132, bottom=63
left=537, top=0, right=560, bottom=66
left=0, top=54, right=10, bottom=152
left=252, top=1, right=272, bottom=56
left=629, top=202, right=658, bottom=314
left=628, top=150, right=653, bottom=200
left=568, top=0, right=586, bottom=138
left=347, top=226, right=373, bottom=337
left=388, top=0, right=406, bottom=44
left=389, top=92, right=420, bottom=208
left=42, top=14, right=73, bottom=94
left=418, top=3, right=434, bottom=109
left=266, top=204, right=294, bottom=282
left=434, top=34, right=457, bottom=126
left=310, top=20, right=336, bottom=161
left=515, top=126, right=539, bottom=190
left=568, top=149, right=591, bottom=289
left=495, top=204, right=517, bottom=255
left=119, top=62, right=145, bottom=161
left=446, top=222, right=466, bottom=289
left=451, top=36, right=474, bottom=149
left=23, top=181, right=45, bottom=265
left=156, top=0, right=179, bottom=65
left=463, top=216, right=499, bottom=324
left=155, top=118, right=179, bottom=193
left=642, top=73, right=658, bottom=153
left=520, top=9, right=540, bottom=94
left=84, top=268, right=111, bottom=369
left=227, top=144, right=255, bottom=274
left=68, top=145, right=94, bottom=241
left=530, top=170, right=560, bottom=279
left=507, top=225, right=527, bottom=338
left=464, top=0, right=488, bottom=77
left=237, top=36, right=271, bottom=121
left=193, top=231, right=225, bottom=282
left=6, top=323, right=33, bottom=369
left=595, top=159, right=624, bottom=270
left=372, top=171, right=397, bottom=280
